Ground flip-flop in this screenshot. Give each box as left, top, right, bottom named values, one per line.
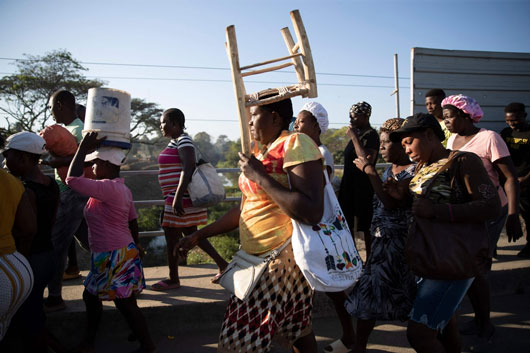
left=323, top=339, right=351, bottom=353
left=150, top=279, right=181, bottom=291
left=211, top=272, right=223, bottom=284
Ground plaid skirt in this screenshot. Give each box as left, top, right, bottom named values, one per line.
left=84, top=243, right=146, bottom=301
left=218, top=243, right=313, bottom=353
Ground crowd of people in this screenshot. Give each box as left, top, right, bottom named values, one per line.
left=0, top=87, right=528, bottom=353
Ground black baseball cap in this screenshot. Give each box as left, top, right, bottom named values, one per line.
left=389, top=113, right=445, bottom=142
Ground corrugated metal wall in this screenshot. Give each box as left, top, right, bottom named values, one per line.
left=410, top=47, right=530, bottom=132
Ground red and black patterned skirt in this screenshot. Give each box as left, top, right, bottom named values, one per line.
left=218, top=243, right=313, bottom=353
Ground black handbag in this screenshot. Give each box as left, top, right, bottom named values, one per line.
left=405, top=151, right=490, bottom=280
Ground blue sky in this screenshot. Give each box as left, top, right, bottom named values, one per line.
left=1, top=0, right=529, bottom=140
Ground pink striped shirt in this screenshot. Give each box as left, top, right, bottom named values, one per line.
left=66, top=176, right=137, bottom=252
left=158, top=134, right=194, bottom=208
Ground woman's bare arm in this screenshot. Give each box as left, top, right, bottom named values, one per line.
left=172, top=145, right=196, bottom=216
left=495, top=156, right=522, bottom=242
left=176, top=205, right=241, bottom=255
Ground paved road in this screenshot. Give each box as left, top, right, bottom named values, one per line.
left=68, top=290, right=530, bottom=353
left=46, top=235, right=530, bottom=353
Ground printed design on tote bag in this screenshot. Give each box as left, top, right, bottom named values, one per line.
left=311, top=206, right=361, bottom=279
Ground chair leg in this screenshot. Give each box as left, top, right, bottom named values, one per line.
left=225, top=25, right=251, bottom=154
left=280, top=27, right=305, bottom=89
left=290, top=9, right=317, bottom=98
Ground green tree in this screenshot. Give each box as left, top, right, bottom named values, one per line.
left=215, top=134, right=230, bottom=156
left=130, top=98, right=163, bottom=142
left=194, top=131, right=220, bottom=165
left=321, top=127, right=349, bottom=163
left=0, top=50, right=104, bottom=132
left=217, top=138, right=241, bottom=187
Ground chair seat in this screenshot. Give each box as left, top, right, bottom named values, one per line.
left=245, top=84, right=310, bottom=107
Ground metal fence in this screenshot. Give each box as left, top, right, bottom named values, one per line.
left=133, top=164, right=390, bottom=238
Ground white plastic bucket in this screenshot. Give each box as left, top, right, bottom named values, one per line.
left=84, top=87, right=131, bottom=149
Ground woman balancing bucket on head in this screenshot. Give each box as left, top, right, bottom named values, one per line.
left=65, top=133, right=156, bottom=353
left=178, top=96, right=325, bottom=353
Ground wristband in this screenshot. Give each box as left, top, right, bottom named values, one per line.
left=362, top=164, right=371, bottom=173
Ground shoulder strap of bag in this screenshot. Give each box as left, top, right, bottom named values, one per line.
left=187, top=136, right=209, bottom=166
left=422, top=150, right=466, bottom=198
left=246, top=237, right=292, bottom=260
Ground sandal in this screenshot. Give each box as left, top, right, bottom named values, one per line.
left=324, top=339, right=351, bottom=353
left=150, top=279, right=181, bottom=291
left=211, top=272, right=224, bottom=284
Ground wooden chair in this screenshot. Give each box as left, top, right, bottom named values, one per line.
left=225, top=9, right=317, bottom=154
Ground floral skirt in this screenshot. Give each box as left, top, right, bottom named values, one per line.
left=345, top=224, right=416, bottom=321
left=84, top=243, right=145, bottom=301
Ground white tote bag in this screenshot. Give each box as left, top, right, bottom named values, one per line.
left=187, top=143, right=225, bottom=208
left=291, top=172, right=363, bottom=292
left=187, top=161, right=226, bottom=208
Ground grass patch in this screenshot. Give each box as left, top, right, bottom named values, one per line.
left=187, top=234, right=240, bottom=265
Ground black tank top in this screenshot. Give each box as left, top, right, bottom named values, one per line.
left=24, top=177, right=60, bottom=254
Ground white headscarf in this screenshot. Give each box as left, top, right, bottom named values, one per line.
left=299, top=101, right=329, bottom=133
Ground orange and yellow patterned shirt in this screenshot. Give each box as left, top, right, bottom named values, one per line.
left=238, top=131, right=323, bottom=255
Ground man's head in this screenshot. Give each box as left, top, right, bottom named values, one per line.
left=425, top=88, right=446, bottom=121
left=49, top=90, right=76, bottom=125
left=504, top=102, right=527, bottom=132
left=76, top=104, right=86, bottom=122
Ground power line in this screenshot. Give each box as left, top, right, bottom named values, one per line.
left=0, top=109, right=379, bottom=127
left=0, top=72, right=409, bottom=89
left=0, top=57, right=411, bottom=80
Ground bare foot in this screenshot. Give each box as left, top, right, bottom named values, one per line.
left=211, top=272, right=223, bottom=284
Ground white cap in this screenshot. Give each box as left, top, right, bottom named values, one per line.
left=3, top=131, right=47, bottom=155
left=299, top=101, right=329, bottom=133
left=85, top=147, right=126, bottom=166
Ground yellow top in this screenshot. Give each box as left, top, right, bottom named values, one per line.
left=0, top=169, right=25, bottom=255
left=440, top=120, right=452, bottom=148
left=238, top=131, right=323, bottom=254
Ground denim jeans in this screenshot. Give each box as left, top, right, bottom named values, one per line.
left=410, top=277, right=474, bottom=331
left=47, top=188, right=88, bottom=297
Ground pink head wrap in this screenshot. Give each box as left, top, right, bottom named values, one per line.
left=441, top=94, right=484, bottom=123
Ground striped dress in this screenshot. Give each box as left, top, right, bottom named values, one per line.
left=158, top=134, right=207, bottom=228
